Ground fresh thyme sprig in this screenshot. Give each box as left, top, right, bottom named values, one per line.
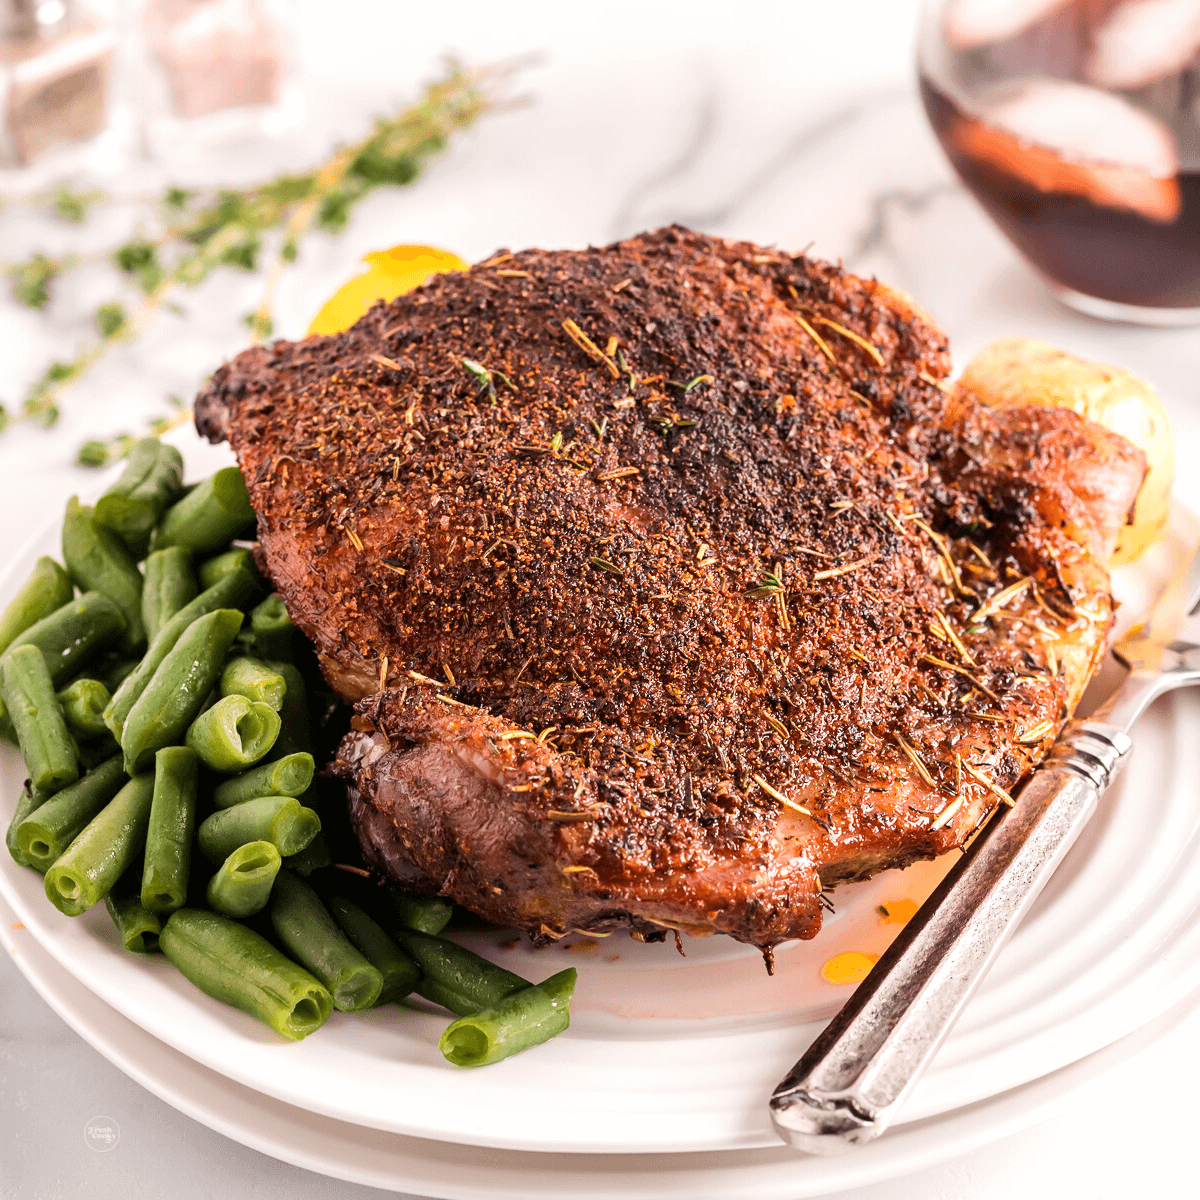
left=0, top=58, right=526, bottom=459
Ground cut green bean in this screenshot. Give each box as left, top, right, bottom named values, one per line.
left=269, top=871, right=382, bottom=1012
left=105, top=891, right=163, bottom=952
left=140, top=746, right=198, bottom=914
left=326, top=892, right=419, bottom=1004
left=55, top=678, right=111, bottom=740
left=7, top=783, right=48, bottom=867
left=160, top=908, right=331, bottom=1041
left=7, top=591, right=127, bottom=694
left=198, top=548, right=258, bottom=591
left=439, top=968, right=576, bottom=1067
left=141, top=547, right=197, bottom=642
left=206, top=840, right=281, bottom=917
left=61, top=496, right=145, bottom=651
left=0, top=644, right=78, bottom=794
left=389, top=887, right=454, bottom=936
left=119, top=608, right=243, bottom=773
left=154, top=467, right=255, bottom=554
left=16, top=754, right=126, bottom=872
left=393, top=928, right=530, bottom=1016
left=219, top=656, right=286, bottom=711
left=212, top=752, right=314, bottom=809
left=249, top=595, right=294, bottom=661
left=266, top=661, right=310, bottom=759
left=43, top=773, right=154, bottom=916
left=104, top=570, right=255, bottom=743
left=185, top=694, right=280, bottom=771
left=283, top=830, right=330, bottom=876
left=0, top=556, right=74, bottom=657
left=94, top=438, right=185, bottom=552
left=197, top=795, right=320, bottom=862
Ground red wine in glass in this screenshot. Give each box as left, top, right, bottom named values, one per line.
left=919, top=0, right=1200, bottom=324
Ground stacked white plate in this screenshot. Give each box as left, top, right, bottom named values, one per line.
left=3, top=434, right=1199, bottom=1197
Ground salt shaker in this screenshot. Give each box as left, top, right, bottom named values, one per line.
left=138, top=0, right=297, bottom=155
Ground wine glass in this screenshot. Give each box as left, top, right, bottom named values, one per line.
left=918, top=0, right=1200, bottom=326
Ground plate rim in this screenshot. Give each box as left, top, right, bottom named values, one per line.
left=2, top=429, right=1198, bottom=1155
left=7, top=898, right=1200, bottom=1200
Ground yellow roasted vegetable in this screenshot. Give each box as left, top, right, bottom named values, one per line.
left=308, top=244, right=467, bottom=337
left=958, top=338, right=1173, bottom=565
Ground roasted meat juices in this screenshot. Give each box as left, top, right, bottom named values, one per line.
left=196, top=228, right=1144, bottom=950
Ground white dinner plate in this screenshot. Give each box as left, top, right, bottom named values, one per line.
left=1, top=429, right=1198, bottom=1156
left=8, top=892, right=1200, bottom=1199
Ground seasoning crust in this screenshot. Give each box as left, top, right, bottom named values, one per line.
left=196, top=226, right=1145, bottom=949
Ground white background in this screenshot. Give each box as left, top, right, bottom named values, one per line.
left=2, top=1, right=1199, bottom=1196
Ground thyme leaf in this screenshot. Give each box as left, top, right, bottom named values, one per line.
left=0, top=59, right=525, bottom=453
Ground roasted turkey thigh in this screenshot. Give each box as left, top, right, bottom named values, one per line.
left=196, top=226, right=1144, bottom=948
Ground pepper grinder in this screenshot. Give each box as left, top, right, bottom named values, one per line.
left=138, top=0, right=298, bottom=157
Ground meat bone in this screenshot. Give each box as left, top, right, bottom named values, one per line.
left=771, top=537, right=1200, bottom=1152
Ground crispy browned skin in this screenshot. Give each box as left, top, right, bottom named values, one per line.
left=195, top=226, right=1145, bottom=949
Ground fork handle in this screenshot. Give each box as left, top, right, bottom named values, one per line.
left=769, top=719, right=1132, bottom=1154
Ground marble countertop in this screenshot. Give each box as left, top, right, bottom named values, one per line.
left=2, top=2, right=1198, bottom=1196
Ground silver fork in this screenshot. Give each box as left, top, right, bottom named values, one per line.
left=770, top=539, right=1200, bottom=1153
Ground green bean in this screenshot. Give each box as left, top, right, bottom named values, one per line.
left=104, top=570, right=255, bottom=743
left=43, top=773, right=154, bottom=916
left=119, top=608, right=243, bottom=773
left=141, top=547, right=197, bottom=642
left=0, top=644, right=78, bottom=794
left=154, top=467, right=255, bottom=554
left=7, top=783, right=48, bottom=867
left=55, top=678, right=111, bottom=740
left=205, top=840, right=281, bottom=917
left=140, top=746, right=197, bottom=914
left=269, top=871, right=382, bottom=1012
left=61, top=497, right=145, bottom=651
left=283, top=830, right=330, bottom=876
left=185, top=694, right=280, bottom=771
left=439, top=968, right=576, bottom=1067
left=389, top=887, right=454, bottom=936
left=94, top=438, right=185, bottom=552
left=393, top=928, right=530, bottom=1016
left=105, top=891, right=163, bottom=953
left=250, top=596, right=293, bottom=661
left=265, top=661, right=310, bottom=759
left=160, top=908, right=331, bottom=1041
left=0, top=556, right=74, bottom=656
left=198, top=548, right=258, bottom=591
left=326, top=892, right=419, bottom=1004
left=7, top=591, right=127, bottom=694
left=197, top=795, right=320, bottom=862
left=16, top=754, right=126, bottom=872
left=219, top=656, right=285, bottom=711
left=212, top=752, right=314, bottom=809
